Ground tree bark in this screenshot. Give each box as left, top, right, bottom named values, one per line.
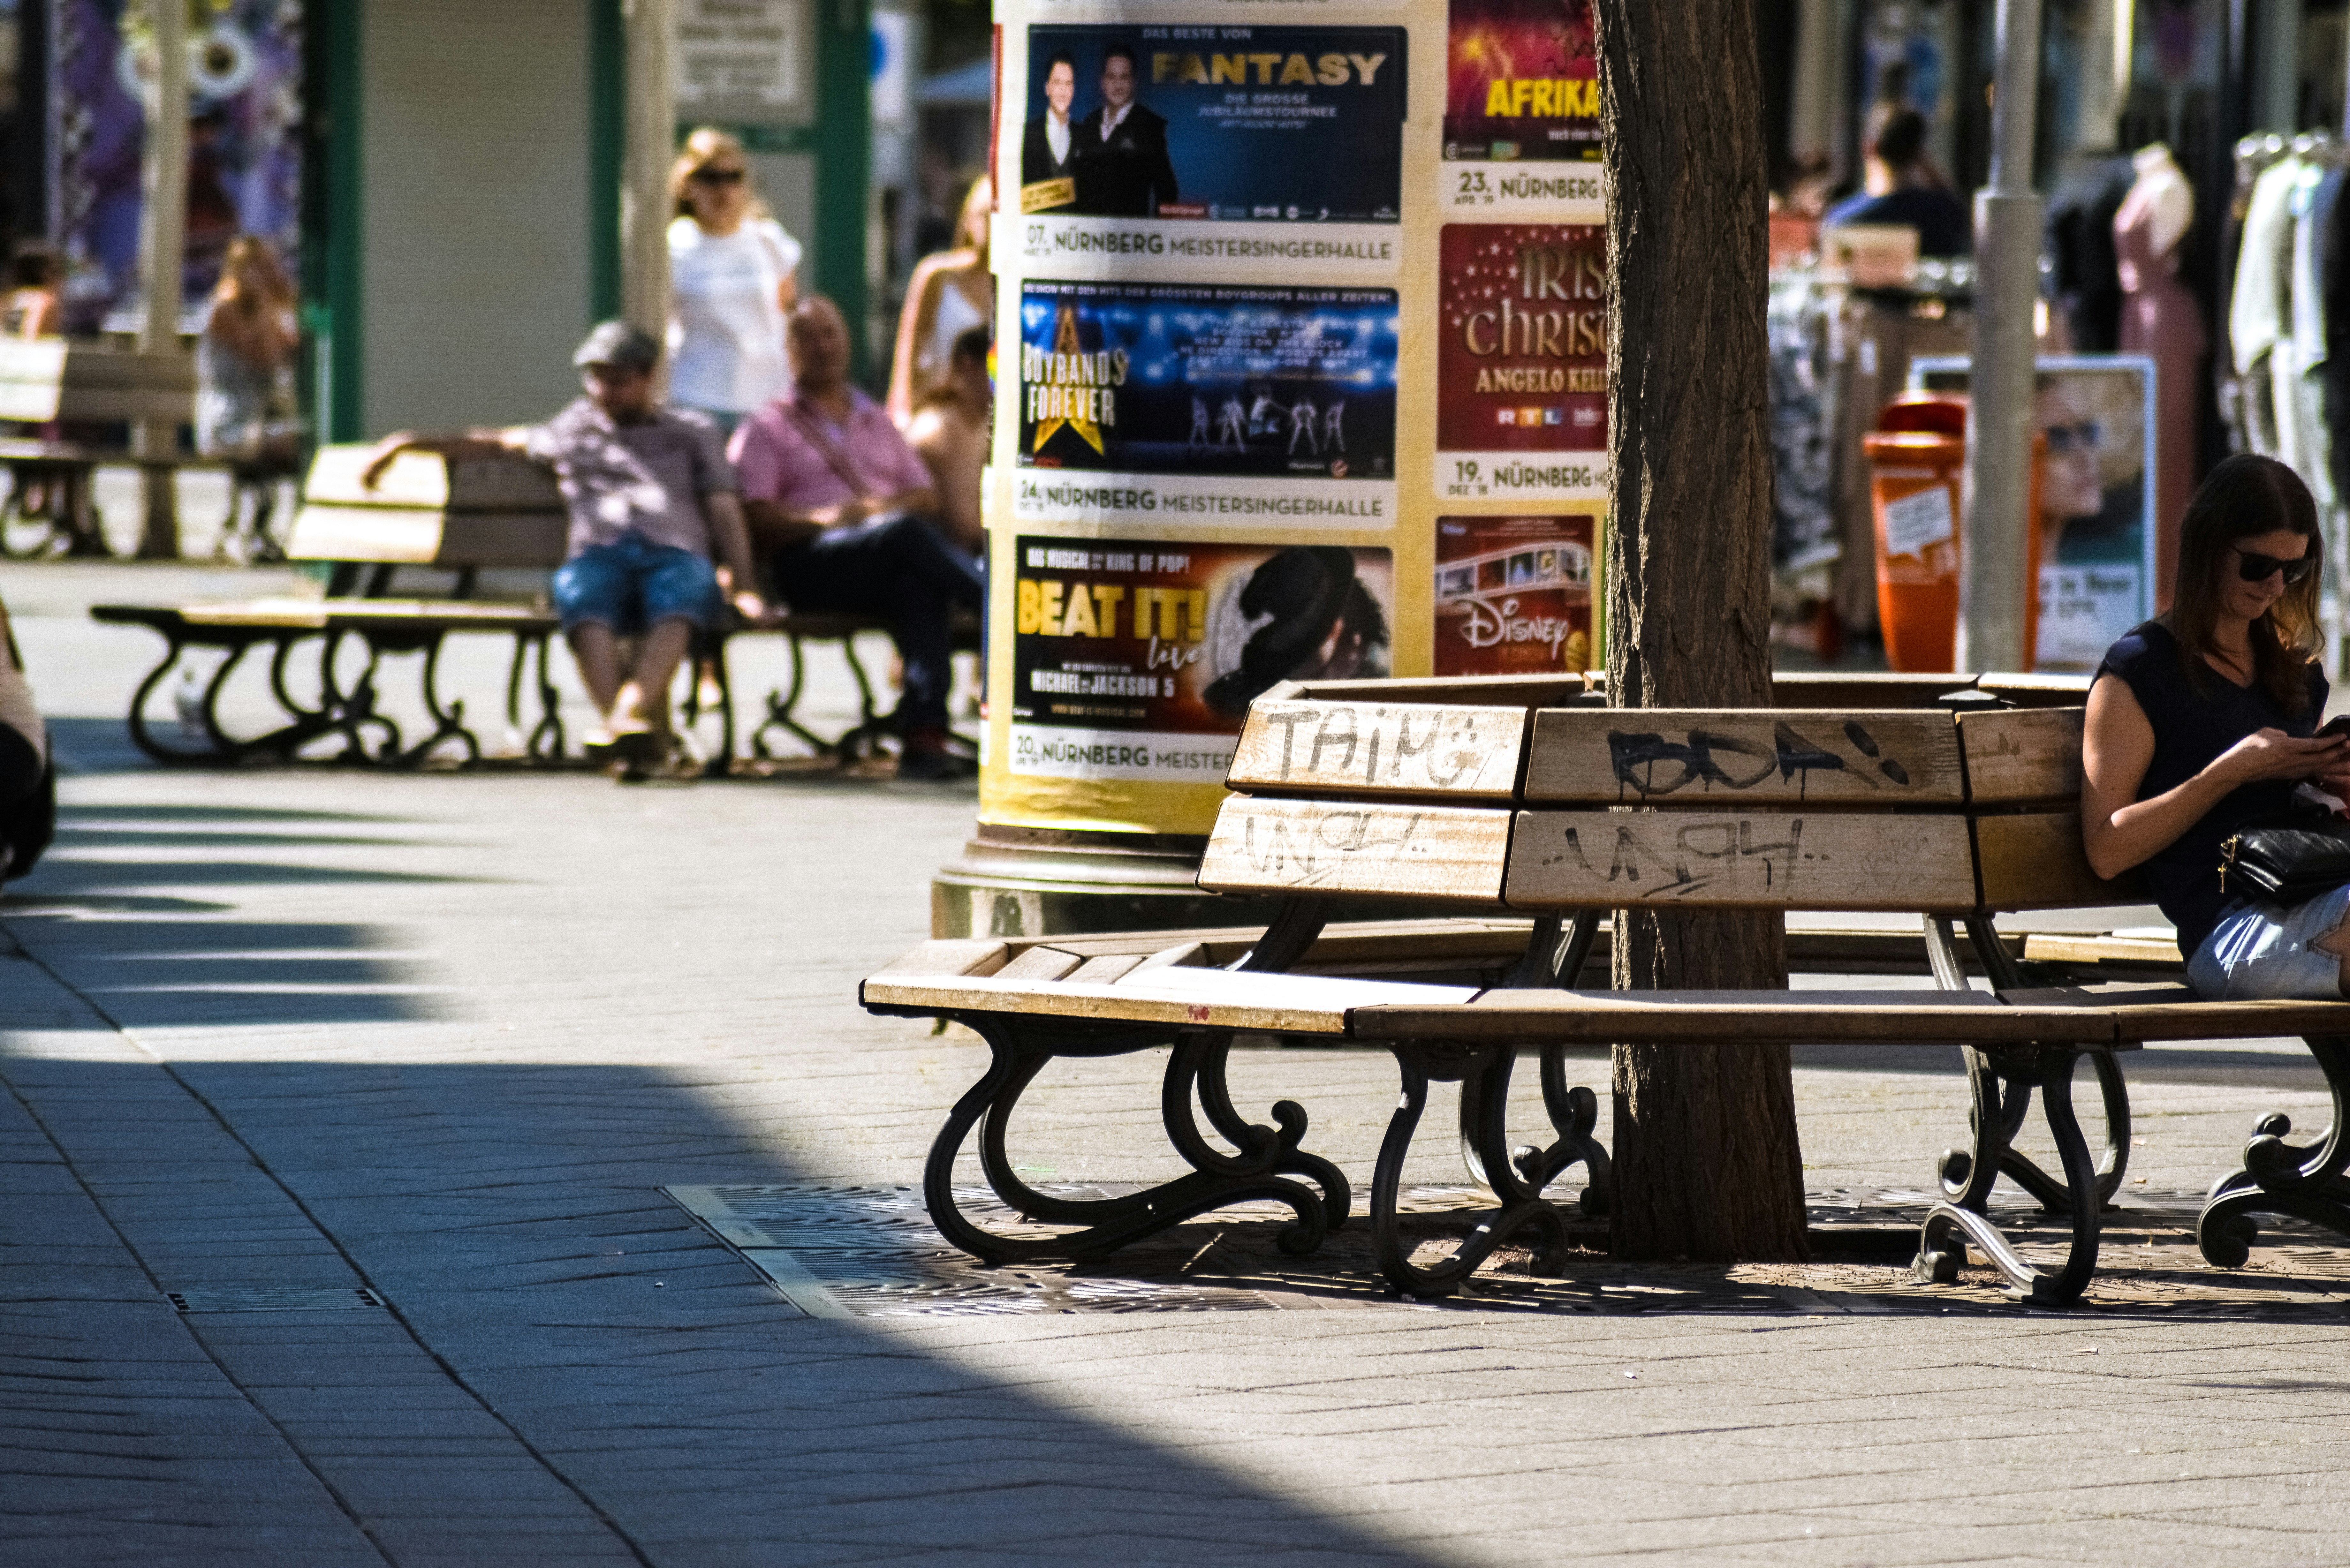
left=1595, top=0, right=1808, bottom=1261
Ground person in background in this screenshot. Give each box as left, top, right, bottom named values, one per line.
left=196, top=236, right=301, bottom=558
left=887, top=177, right=992, bottom=425
left=361, top=323, right=765, bottom=780
left=904, top=325, right=991, bottom=558
left=4, top=244, right=61, bottom=339
left=668, top=127, right=804, bottom=438
left=1823, top=107, right=1971, bottom=258
left=2082, top=455, right=2350, bottom=992
left=733, top=298, right=983, bottom=781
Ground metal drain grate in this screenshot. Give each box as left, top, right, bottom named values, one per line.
left=167, top=1286, right=388, bottom=1314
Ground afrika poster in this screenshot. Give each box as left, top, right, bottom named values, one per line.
left=49, top=0, right=304, bottom=333
left=1011, top=24, right=1406, bottom=283
left=1435, top=223, right=1607, bottom=502
left=1910, top=355, right=2157, bottom=671
left=1010, top=536, right=1394, bottom=783
left=1433, top=514, right=1594, bottom=674
left=1439, top=0, right=1602, bottom=217
left=1014, top=281, right=1399, bottom=528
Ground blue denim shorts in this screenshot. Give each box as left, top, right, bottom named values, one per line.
left=552, top=534, right=722, bottom=635
left=2187, top=883, right=2350, bottom=1000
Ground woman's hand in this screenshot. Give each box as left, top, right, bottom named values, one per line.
left=2204, top=727, right=2350, bottom=788
left=359, top=435, right=415, bottom=489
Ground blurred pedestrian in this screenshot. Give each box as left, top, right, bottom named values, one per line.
left=197, top=237, right=302, bottom=561
left=1823, top=107, right=1970, bottom=257
left=904, top=326, right=990, bottom=556
left=0, top=589, right=53, bottom=886
left=361, top=323, right=765, bottom=781
left=668, top=127, right=805, bottom=438
left=887, top=176, right=992, bottom=425
left=4, top=244, right=61, bottom=339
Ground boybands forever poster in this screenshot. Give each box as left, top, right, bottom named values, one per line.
left=1014, top=24, right=1407, bottom=283
left=1015, top=281, right=1399, bottom=527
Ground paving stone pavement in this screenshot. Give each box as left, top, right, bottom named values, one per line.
left=3, top=561, right=2350, bottom=1565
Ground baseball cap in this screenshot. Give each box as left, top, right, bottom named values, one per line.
left=573, top=321, right=660, bottom=372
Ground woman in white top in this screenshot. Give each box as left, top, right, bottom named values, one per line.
left=667, top=128, right=805, bottom=436
left=887, top=177, right=993, bottom=425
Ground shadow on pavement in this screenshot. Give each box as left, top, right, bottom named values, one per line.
left=0, top=1047, right=1452, bottom=1564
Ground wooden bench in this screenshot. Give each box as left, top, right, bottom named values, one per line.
left=865, top=674, right=2350, bottom=1307
left=0, top=339, right=201, bottom=558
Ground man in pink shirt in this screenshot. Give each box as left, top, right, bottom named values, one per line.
left=731, top=297, right=983, bottom=779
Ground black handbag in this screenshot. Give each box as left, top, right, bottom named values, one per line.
left=2219, top=810, right=2350, bottom=906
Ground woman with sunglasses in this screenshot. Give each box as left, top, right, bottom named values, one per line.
left=667, top=127, right=804, bottom=437
left=2084, top=453, right=2350, bottom=995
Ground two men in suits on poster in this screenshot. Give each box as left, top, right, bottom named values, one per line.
left=1021, top=44, right=1179, bottom=218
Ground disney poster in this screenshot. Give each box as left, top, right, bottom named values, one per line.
left=1434, top=514, right=1594, bottom=674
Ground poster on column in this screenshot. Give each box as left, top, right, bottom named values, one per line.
left=1434, top=223, right=1608, bottom=502
left=1012, top=24, right=1407, bottom=283
left=1014, top=280, right=1399, bottom=528
left=1439, top=0, right=1604, bottom=218
left=1434, top=514, right=1596, bottom=674
left=1009, top=536, right=1394, bottom=784
left=1909, top=355, right=2157, bottom=671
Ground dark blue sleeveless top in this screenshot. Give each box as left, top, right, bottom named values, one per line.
left=2094, top=620, right=2328, bottom=955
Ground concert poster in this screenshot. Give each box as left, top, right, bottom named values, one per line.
left=1433, top=515, right=1594, bottom=675
left=1435, top=224, right=1607, bottom=501
left=1017, top=281, right=1398, bottom=484
left=1019, top=25, right=1406, bottom=222
left=1010, top=536, right=1393, bottom=782
left=1439, top=0, right=1603, bottom=216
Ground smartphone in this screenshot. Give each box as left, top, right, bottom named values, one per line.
left=2322, top=715, right=2350, bottom=739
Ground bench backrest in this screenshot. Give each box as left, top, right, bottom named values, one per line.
left=0, top=340, right=194, bottom=425
left=290, top=444, right=565, bottom=570
left=1198, top=675, right=2137, bottom=917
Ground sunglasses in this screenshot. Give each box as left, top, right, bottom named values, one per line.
left=2232, top=543, right=2320, bottom=585
left=689, top=167, right=745, bottom=185
left=2043, top=420, right=2101, bottom=454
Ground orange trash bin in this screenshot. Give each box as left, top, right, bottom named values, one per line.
left=1861, top=395, right=2041, bottom=673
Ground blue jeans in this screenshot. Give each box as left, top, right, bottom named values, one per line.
left=553, top=534, right=723, bottom=636
left=769, top=515, right=983, bottom=733
left=2188, top=885, right=2350, bottom=1000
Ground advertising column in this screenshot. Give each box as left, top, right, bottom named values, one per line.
left=949, top=0, right=1609, bottom=935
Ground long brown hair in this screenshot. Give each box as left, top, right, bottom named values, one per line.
left=2168, top=452, right=2322, bottom=714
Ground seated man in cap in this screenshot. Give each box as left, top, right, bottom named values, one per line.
left=362, top=321, right=764, bottom=775
left=731, top=296, right=983, bottom=780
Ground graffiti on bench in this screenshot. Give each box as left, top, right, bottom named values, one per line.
left=1199, top=794, right=1512, bottom=903
left=1524, top=710, right=1966, bottom=805
left=1226, top=702, right=1527, bottom=799
left=1507, top=809, right=1980, bottom=911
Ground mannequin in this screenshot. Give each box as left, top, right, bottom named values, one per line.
left=2116, top=143, right=2207, bottom=610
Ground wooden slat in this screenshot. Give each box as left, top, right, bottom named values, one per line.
left=1505, top=809, right=1981, bottom=912
left=302, top=444, right=564, bottom=510
left=1523, top=708, right=1962, bottom=805
left=286, top=505, right=568, bottom=568
left=1068, top=954, right=1145, bottom=984
left=866, top=939, right=1011, bottom=981
left=1226, top=701, right=1528, bottom=799
left=1346, top=989, right=2140, bottom=1045
left=0, top=338, right=66, bottom=422
left=995, top=946, right=1086, bottom=982
left=2099, top=997, right=2350, bottom=1040
left=1197, top=794, right=1512, bottom=905
left=1959, top=707, right=2085, bottom=803
left=1766, top=672, right=1979, bottom=709
left=861, top=967, right=1476, bottom=1035
left=1973, top=812, right=2143, bottom=909
left=2020, top=932, right=2183, bottom=967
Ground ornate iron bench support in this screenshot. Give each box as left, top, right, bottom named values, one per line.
left=2199, top=1032, right=2350, bottom=1267
left=920, top=1015, right=1346, bottom=1264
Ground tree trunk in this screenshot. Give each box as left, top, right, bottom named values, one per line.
left=1595, top=0, right=1808, bottom=1262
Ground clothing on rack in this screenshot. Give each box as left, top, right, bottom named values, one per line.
left=2116, top=144, right=2206, bottom=610
left=1769, top=271, right=1841, bottom=573
left=2048, top=154, right=2138, bottom=352
left=2227, top=153, right=2300, bottom=459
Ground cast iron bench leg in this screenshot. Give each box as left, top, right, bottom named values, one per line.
left=1369, top=1041, right=1572, bottom=1298
left=393, top=634, right=483, bottom=768
left=2199, top=1032, right=2350, bottom=1266
left=1914, top=1044, right=2107, bottom=1307
left=123, top=629, right=245, bottom=765
left=921, top=1014, right=1333, bottom=1266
